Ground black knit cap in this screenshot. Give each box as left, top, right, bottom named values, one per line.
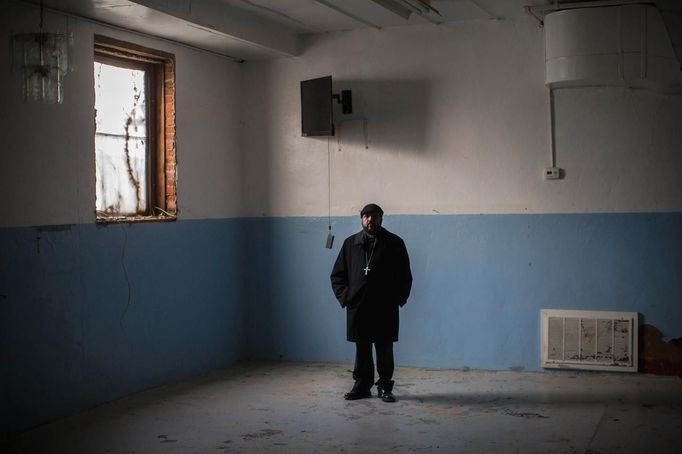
left=360, top=203, right=384, bottom=217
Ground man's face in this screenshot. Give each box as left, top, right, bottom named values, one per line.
left=362, top=212, right=382, bottom=232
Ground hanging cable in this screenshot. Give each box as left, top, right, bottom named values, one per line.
left=328, top=135, right=331, bottom=229
left=325, top=135, right=335, bottom=249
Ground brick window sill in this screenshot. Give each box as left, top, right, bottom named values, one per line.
left=96, top=213, right=177, bottom=224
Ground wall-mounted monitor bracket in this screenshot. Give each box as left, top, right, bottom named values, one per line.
left=332, top=90, right=352, bottom=114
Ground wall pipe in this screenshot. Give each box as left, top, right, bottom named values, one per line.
left=549, top=87, right=557, bottom=169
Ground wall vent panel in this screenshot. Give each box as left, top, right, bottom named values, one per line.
left=541, top=309, right=638, bottom=372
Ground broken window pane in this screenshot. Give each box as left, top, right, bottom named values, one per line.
left=95, top=62, right=148, bottom=215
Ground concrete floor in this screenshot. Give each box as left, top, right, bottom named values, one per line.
left=4, top=361, right=682, bottom=453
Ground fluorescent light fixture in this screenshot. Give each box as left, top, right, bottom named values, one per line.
left=370, top=0, right=413, bottom=20
left=11, top=2, right=73, bottom=103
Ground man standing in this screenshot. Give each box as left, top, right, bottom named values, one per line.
left=330, top=203, right=412, bottom=402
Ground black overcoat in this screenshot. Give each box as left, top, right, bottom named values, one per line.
left=330, top=227, right=412, bottom=342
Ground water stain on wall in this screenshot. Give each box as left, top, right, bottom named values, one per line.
left=639, top=324, right=682, bottom=376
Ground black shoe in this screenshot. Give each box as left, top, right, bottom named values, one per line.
left=377, top=388, right=396, bottom=403
left=344, top=390, right=372, bottom=400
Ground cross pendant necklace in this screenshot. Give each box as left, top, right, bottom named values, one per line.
left=364, top=236, right=376, bottom=276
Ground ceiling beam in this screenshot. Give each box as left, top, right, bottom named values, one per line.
left=314, top=0, right=383, bottom=29
left=469, top=0, right=501, bottom=20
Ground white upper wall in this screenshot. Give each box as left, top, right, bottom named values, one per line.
left=0, top=3, right=244, bottom=228
left=241, top=18, right=682, bottom=217
left=3, top=4, right=681, bottom=227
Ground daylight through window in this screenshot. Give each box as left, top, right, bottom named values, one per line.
left=94, top=36, right=176, bottom=222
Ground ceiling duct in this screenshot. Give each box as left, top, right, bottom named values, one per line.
left=545, top=4, right=682, bottom=93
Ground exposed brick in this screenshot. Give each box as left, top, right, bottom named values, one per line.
left=162, top=58, right=176, bottom=217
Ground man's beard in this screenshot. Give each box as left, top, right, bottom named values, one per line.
left=363, top=223, right=380, bottom=234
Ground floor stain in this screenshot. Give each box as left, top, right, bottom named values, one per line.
left=417, top=417, right=440, bottom=425
left=157, top=434, right=177, bottom=442
left=503, top=409, right=550, bottom=419
left=241, top=429, right=283, bottom=440
left=216, top=439, right=234, bottom=452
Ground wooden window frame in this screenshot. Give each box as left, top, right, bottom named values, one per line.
left=94, top=35, right=176, bottom=223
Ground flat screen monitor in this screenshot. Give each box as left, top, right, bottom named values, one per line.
left=301, top=75, right=333, bottom=136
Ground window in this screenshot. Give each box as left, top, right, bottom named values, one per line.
left=94, top=36, right=176, bottom=222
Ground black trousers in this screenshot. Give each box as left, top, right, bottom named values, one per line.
left=352, top=341, right=394, bottom=392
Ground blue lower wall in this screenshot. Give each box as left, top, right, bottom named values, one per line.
left=1, top=219, right=246, bottom=435
left=244, top=213, right=682, bottom=371
left=2, top=212, right=681, bottom=434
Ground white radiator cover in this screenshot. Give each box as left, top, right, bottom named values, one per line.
left=541, top=309, right=639, bottom=372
